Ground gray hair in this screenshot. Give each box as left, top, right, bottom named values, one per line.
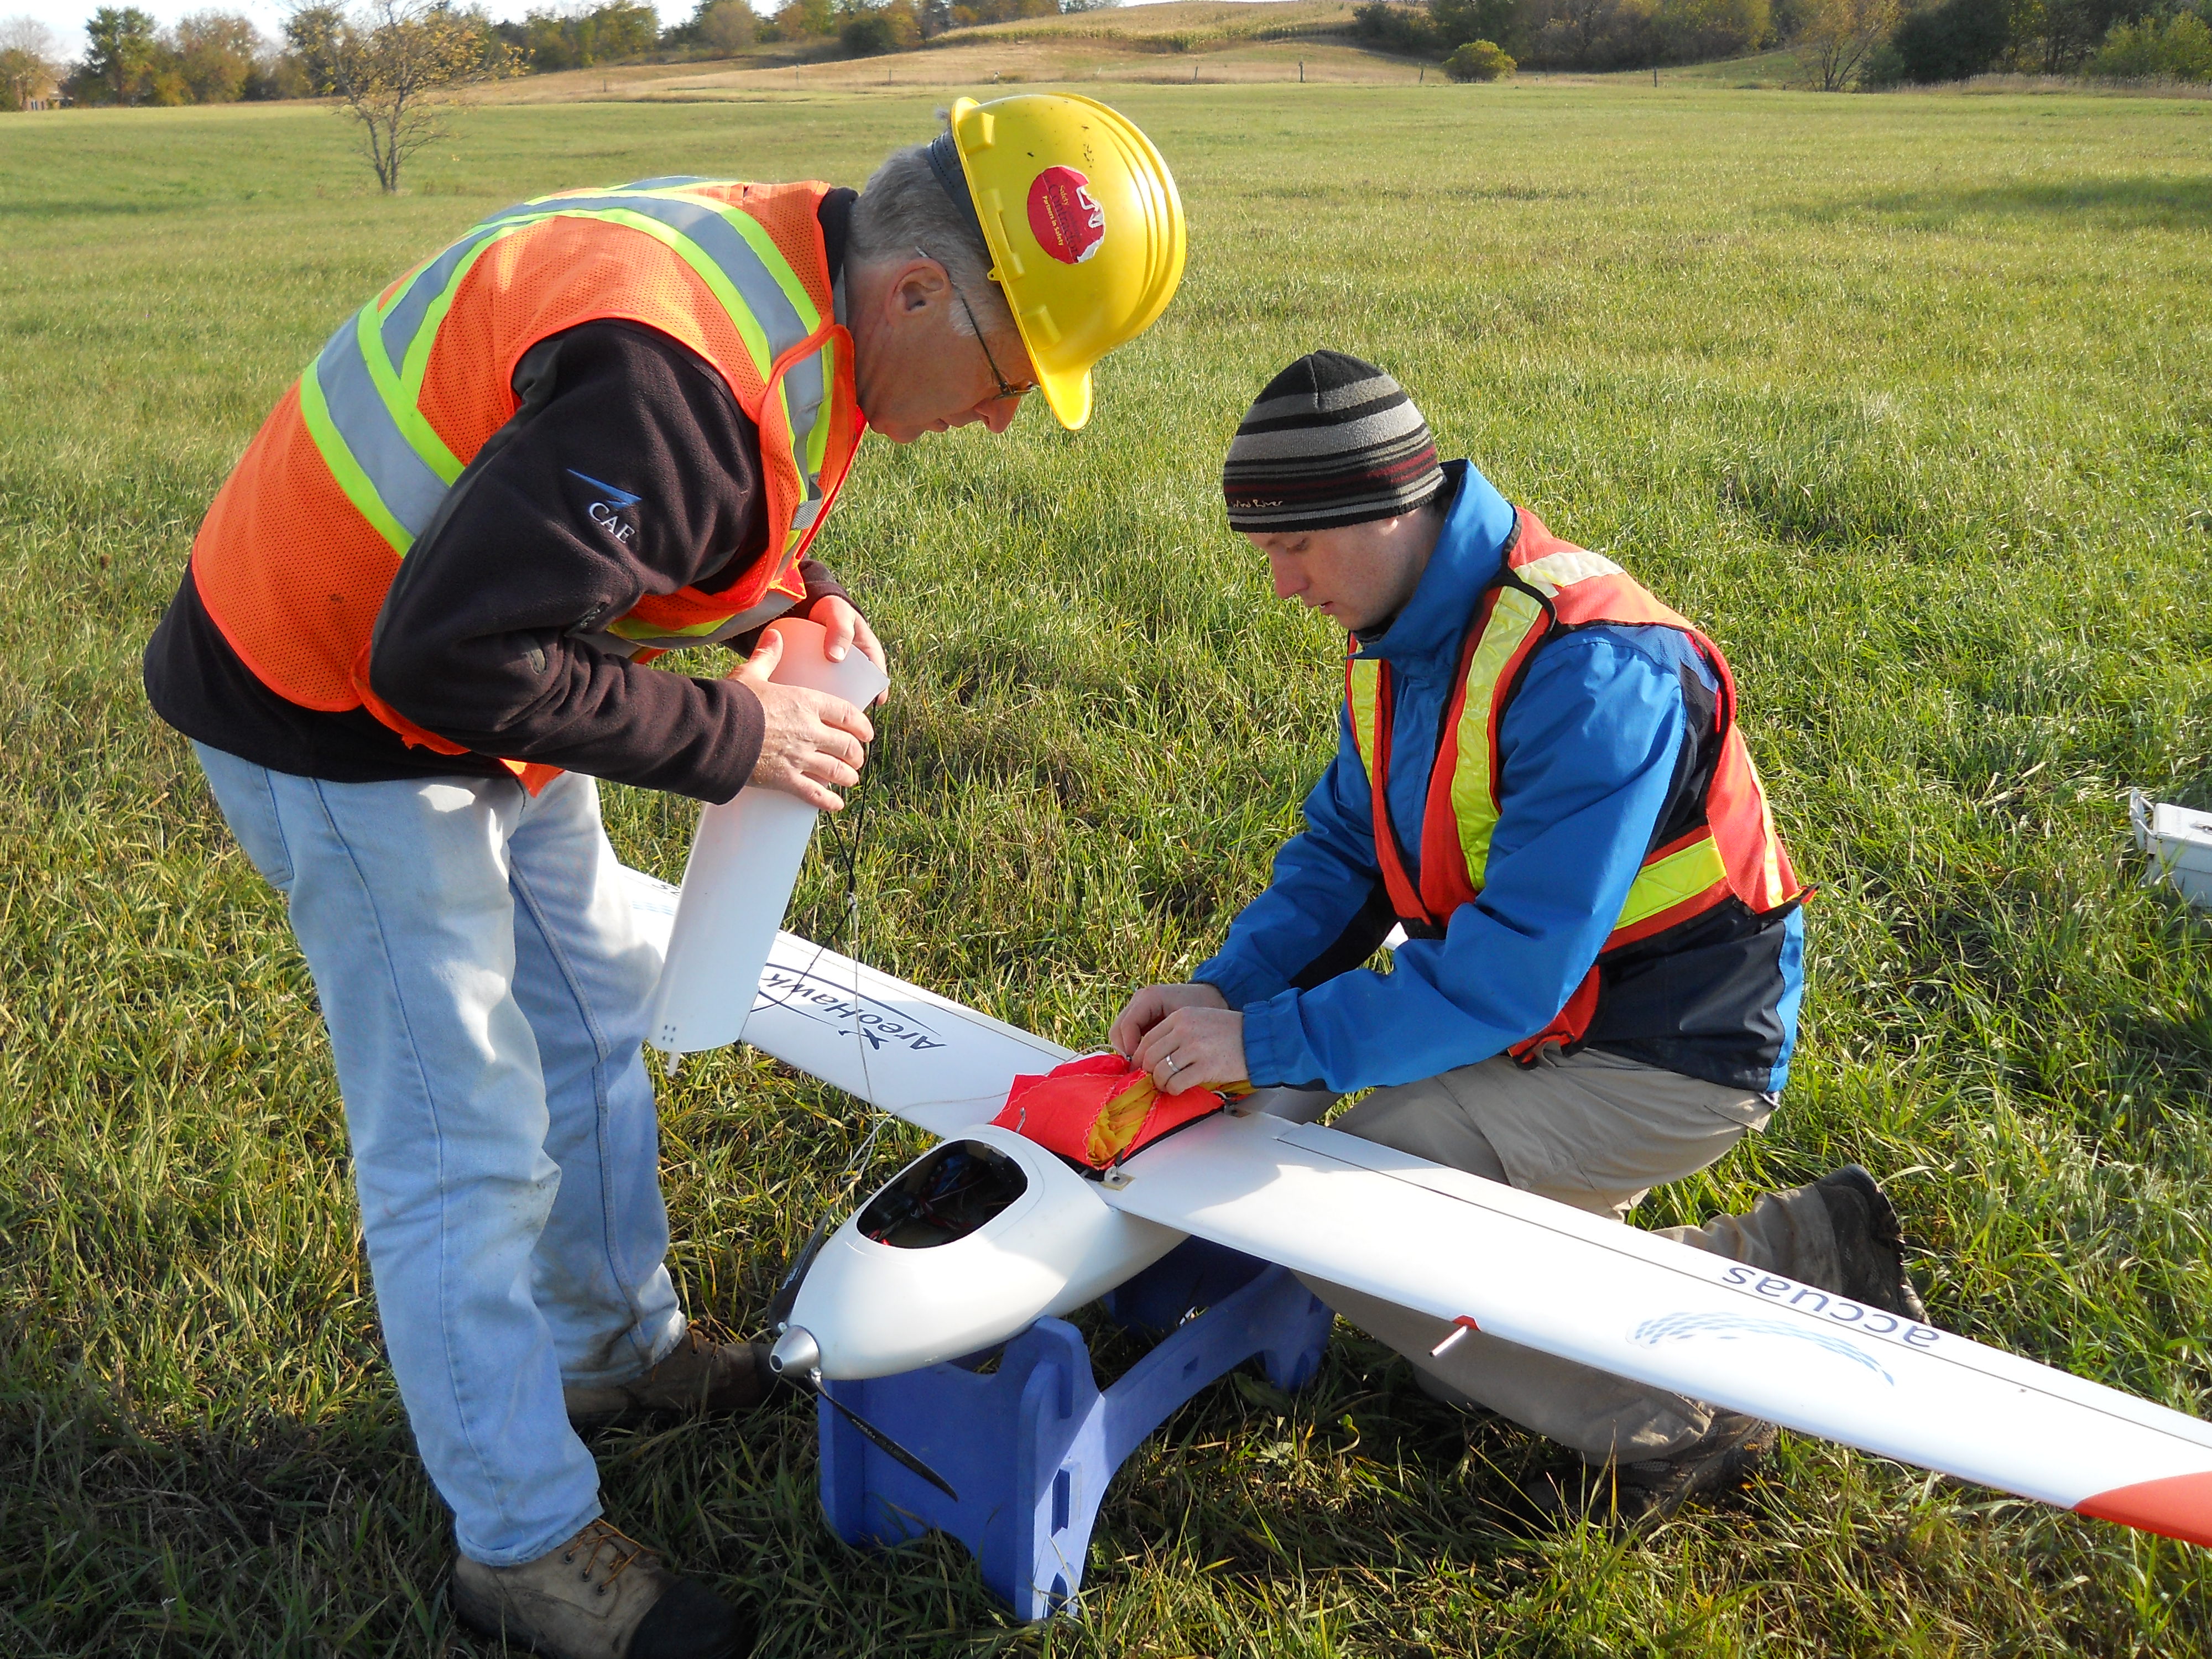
left=849, top=142, right=1016, bottom=340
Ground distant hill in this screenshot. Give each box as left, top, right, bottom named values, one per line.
left=925, top=1, right=1359, bottom=51
left=476, top=5, right=1435, bottom=103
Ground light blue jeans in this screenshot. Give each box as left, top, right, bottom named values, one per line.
left=195, top=744, right=685, bottom=1565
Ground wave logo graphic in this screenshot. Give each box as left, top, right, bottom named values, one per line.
left=1631, top=1312, right=1895, bottom=1385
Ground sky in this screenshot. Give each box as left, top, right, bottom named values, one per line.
left=7, top=0, right=1234, bottom=64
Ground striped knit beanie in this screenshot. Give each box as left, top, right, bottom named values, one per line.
left=1221, top=352, right=1444, bottom=533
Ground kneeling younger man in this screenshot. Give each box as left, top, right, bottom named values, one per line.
left=1111, top=352, right=1924, bottom=1521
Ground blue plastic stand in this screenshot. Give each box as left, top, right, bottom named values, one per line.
left=818, top=1239, right=1334, bottom=1620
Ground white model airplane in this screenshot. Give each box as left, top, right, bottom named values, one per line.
left=623, top=619, right=2212, bottom=1550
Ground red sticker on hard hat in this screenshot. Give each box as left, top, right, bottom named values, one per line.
left=1027, top=166, right=1105, bottom=265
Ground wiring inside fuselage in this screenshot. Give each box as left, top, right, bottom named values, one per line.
left=857, top=1140, right=1029, bottom=1248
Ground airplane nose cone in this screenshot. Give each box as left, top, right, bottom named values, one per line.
left=770, top=1325, right=821, bottom=1379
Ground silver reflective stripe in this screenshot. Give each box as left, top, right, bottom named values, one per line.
left=379, top=222, right=507, bottom=371
left=781, top=347, right=828, bottom=518
left=314, top=317, right=448, bottom=540
left=479, top=189, right=832, bottom=525
left=477, top=191, right=813, bottom=367
left=343, top=184, right=832, bottom=555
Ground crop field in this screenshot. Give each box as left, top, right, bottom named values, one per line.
left=3, top=81, right=2211, bottom=1657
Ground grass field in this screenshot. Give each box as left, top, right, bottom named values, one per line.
left=489, top=37, right=1432, bottom=101
left=3, top=81, right=2211, bottom=1657
left=485, top=6, right=1413, bottom=102
left=474, top=2, right=1386, bottom=101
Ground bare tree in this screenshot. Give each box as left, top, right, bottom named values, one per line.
left=1796, top=0, right=1897, bottom=88
left=0, top=15, right=63, bottom=109
left=289, top=0, right=523, bottom=194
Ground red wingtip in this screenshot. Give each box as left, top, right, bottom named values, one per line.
left=2077, top=1471, right=2212, bottom=1548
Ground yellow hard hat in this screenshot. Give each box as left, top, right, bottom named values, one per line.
left=932, top=93, right=1186, bottom=431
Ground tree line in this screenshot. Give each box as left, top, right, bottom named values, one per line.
left=724, top=0, right=1118, bottom=59
left=3, top=8, right=286, bottom=106
left=0, top=4, right=502, bottom=105
left=0, top=0, right=1129, bottom=111
left=1354, top=0, right=2212, bottom=81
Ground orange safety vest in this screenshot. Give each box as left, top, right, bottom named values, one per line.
left=190, top=178, right=865, bottom=789
left=1345, top=507, right=1804, bottom=1061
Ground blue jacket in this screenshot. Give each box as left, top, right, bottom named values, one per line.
left=1196, top=461, right=1804, bottom=1096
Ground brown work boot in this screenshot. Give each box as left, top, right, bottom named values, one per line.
left=1812, top=1164, right=1929, bottom=1322
left=450, top=1518, right=749, bottom=1658
left=563, top=1327, right=775, bottom=1427
left=1545, top=1410, right=1778, bottom=1531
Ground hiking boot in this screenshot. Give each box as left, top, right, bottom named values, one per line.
left=1609, top=1410, right=1778, bottom=1525
left=564, top=1328, right=775, bottom=1427
left=1543, top=1410, right=1778, bottom=1530
left=450, top=1518, right=749, bottom=1659
left=1812, top=1164, right=1929, bottom=1322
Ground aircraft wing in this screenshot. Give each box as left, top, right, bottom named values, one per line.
left=740, top=933, right=1073, bottom=1137
left=620, top=869, right=2212, bottom=1548
left=620, top=865, right=1070, bottom=1138
left=1097, top=1107, right=2212, bottom=1547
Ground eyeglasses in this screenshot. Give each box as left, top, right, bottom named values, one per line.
left=919, top=246, right=1037, bottom=404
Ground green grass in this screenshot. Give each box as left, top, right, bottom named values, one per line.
left=1589, top=46, right=1809, bottom=87
left=3, top=82, right=2211, bottom=1656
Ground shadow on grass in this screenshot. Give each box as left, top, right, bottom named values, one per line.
left=1856, top=176, right=2212, bottom=231
left=1090, top=1319, right=1588, bottom=1576
left=0, top=1378, right=448, bottom=1655
left=0, top=199, right=225, bottom=218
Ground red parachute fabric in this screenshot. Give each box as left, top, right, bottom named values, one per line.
left=992, top=1053, right=1229, bottom=1171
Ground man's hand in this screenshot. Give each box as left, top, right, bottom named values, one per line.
left=1133, top=1004, right=1247, bottom=1097
left=1108, top=982, right=1228, bottom=1057
left=733, top=627, right=874, bottom=811
left=1110, top=982, right=1245, bottom=1095
left=811, top=595, right=888, bottom=705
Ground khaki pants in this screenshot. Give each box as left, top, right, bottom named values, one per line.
left=1298, top=1047, right=1838, bottom=1465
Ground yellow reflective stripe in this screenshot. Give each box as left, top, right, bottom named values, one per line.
left=770, top=375, right=810, bottom=560
left=598, top=205, right=780, bottom=379
left=375, top=258, right=431, bottom=322
left=397, top=221, right=533, bottom=403
left=1345, top=659, right=1381, bottom=779
left=382, top=198, right=828, bottom=511
left=778, top=331, right=839, bottom=554
left=803, top=335, right=836, bottom=477
left=712, top=193, right=822, bottom=333
left=603, top=613, right=733, bottom=644
left=343, top=184, right=847, bottom=639
left=391, top=205, right=785, bottom=403
left=481, top=185, right=822, bottom=343
left=1447, top=586, right=1547, bottom=893
left=1745, top=746, right=1787, bottom=906
left=1616, top=834, right=1728, bottom=932
left=1515, top=545, right=1623, bottom=596
left=297, top=364, right=413, bottom=557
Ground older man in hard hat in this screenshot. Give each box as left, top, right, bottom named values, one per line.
left=1112, top=352, right=1924, bottom=1527
left=143, top=95, right=1183, bottom=1659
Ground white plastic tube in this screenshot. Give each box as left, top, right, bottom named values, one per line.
left=645, top=616, right=889, bottom=1055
